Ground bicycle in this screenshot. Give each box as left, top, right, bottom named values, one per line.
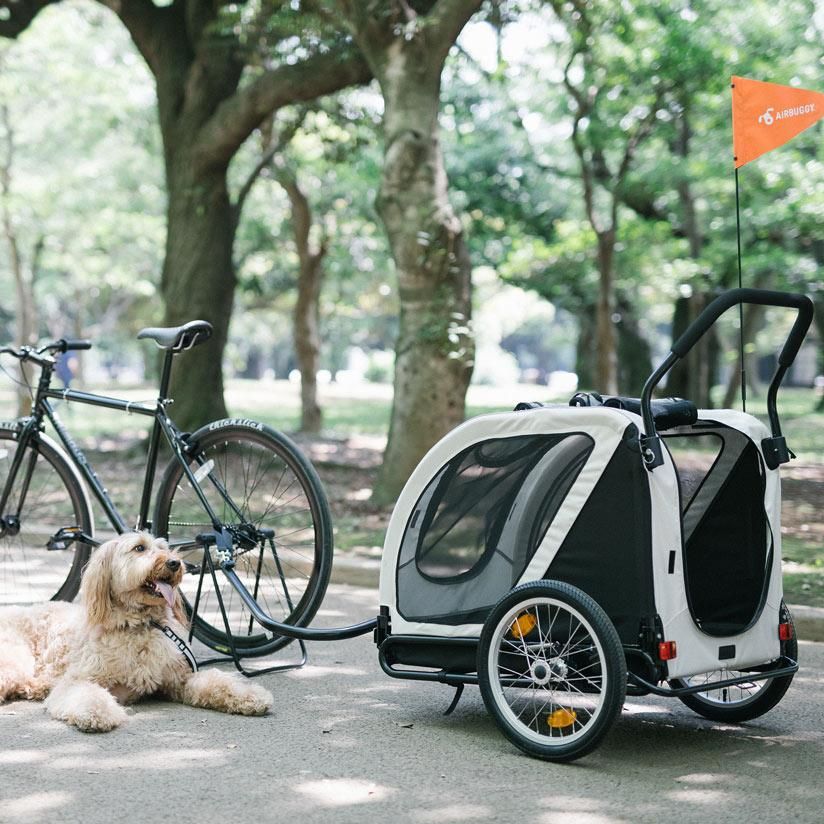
left=0, top=320, right=333, bottom=664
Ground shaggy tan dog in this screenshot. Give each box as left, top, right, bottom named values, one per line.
left=0, top=532, right=273, bottom=731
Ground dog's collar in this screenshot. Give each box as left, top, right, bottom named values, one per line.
left=151, top=621, right=199, bottom=672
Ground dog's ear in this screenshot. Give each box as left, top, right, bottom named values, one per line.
left=171, top=588, right=189, bottom=629
left=80, top=541, right=116, bottom=627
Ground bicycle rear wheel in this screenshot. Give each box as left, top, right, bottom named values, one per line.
left=153, top=422, right=333, bottom=656
left=0, top=429, right=93, bottom=605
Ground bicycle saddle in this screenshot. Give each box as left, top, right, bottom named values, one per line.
left=137, top=320, right=213, bottom=351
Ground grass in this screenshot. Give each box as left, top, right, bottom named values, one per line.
left=782, top=535, right=824, bottom=608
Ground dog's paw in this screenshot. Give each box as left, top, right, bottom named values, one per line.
left=232, top=682, right=274, bottom=717
left=45, top=681, right=128, bottom=732
left=181, top=670, right=273, bottom=716
left=69, top=702, right=128, bottom=733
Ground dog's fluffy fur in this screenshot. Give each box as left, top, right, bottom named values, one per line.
left=0, top=532, right=272, bottom=731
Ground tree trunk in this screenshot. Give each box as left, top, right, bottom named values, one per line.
left=615, top=297, right=652, bottom=395
left=575, top=307, right=597, bottom=391
left=12, top=266, right=35, bottom=417
left=293, top=253, right=324, bottom=434
left=279, top=171, right=325, bottom=434
left=669, top=292, right=715, bottom=407
left=371, top=50, right=474, bottom=503
left=595, top=230, right=618, bottom=394
left=668, top=109, right=715, bottom=407
left=160, top=161, right=235, bottom=428
left=0, top=107, right=36, bottom=416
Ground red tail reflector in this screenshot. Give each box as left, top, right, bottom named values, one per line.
left=778, top=623, right=794, bottom=641
left=658, top=641, right=677, bottom=660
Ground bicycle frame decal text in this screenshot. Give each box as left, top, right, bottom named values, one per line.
left=208, top=418, right=264, bottom=432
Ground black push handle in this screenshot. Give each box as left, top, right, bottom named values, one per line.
left=640, top=288, right=815, bottom=470
left=671, top=288, right=813, bottom=367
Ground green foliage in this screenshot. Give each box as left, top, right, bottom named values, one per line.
left=0, top=0, right=820, bottom=418
left=0, top=2, right=164, bottom=358
left=229, top=93, right=397, bottom=378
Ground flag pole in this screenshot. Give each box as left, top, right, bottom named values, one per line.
left=734, top=164, right=746, bottom=412
left=730, top=75, right=824, bottom=413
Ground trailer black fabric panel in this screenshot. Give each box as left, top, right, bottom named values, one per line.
left=683, top=440, right=769, bottom=636
left=546, top=426, right=655, bottom=646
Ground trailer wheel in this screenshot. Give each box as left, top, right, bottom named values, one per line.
left=670, top=602, right=797, bottom=723
left=478, top=580, right=626, bottom=762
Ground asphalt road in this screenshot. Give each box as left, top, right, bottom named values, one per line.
left=2, top=583, right=822, bottom=824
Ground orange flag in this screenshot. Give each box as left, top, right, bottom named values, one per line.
left=732, top=76, right=824, bottom=168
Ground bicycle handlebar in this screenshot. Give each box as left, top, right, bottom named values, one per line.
left=54, top=339, right=92, bottom=353
left=0, top=338, right=93, bottom=365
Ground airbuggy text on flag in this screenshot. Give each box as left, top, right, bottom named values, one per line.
left=732, top=76, right=824, bottom=168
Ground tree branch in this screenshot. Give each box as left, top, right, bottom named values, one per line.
left=193, top=45, right=372, bottom=172
left=232, top=107, right=309, bottom=223
left=97, top=0, right=180, bottom=78
left=421, top=0, right=483, bottom=62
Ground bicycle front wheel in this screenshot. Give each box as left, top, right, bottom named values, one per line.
left=0, top=428, right=93, bottom=606
left=153, top=422, right=333, bottom=656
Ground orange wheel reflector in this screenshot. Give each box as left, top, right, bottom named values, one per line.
left=547, top=708, right=577, bottom=729
left=509, top=612, right=537, bottom=639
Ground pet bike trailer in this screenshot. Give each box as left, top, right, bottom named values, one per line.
left=373, top=288, right=813, bottom=761
left=194, top=288, right=812, bottom=763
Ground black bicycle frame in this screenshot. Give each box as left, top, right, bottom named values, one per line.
left=0, top=350, right=224, bottom=539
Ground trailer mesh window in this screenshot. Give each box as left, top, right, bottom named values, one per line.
left=416, top=435, right=590, bottom=579
left=396, top=432, right=593, bottom=625
left=665, top=425, right=771, bottom=636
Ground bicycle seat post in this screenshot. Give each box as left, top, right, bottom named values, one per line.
left=135, top=347, right=176, bottom=532
left=158, top=348, right=175, bottom=404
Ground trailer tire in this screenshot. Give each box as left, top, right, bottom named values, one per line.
left=478, top=580, right=626, bottom=762
left=670, top=602, right=797, bottom=722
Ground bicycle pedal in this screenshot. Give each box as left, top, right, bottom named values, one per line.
left=46, top=539, right=68, bottom=551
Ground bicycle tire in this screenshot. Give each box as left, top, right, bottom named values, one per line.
left=153, top=421, right=333, bottom=656
left=0, top=428, right=94, bottom=605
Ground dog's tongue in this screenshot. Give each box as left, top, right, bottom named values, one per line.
left=154, top=580, right=176, bottom=608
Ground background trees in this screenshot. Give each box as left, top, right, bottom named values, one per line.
left=2, top=0, right=373, bottom=429
left=0, top=0, right=820, bottom=498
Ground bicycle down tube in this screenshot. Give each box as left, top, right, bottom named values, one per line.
left=40, top=391, right=228, bottom=536
left=1, top=387, right=228, bottom=540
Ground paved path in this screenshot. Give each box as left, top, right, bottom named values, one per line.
left=2, top=583, right=823, bottom=824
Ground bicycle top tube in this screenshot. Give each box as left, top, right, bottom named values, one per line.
left=41, top=387, right=158, bottom=418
